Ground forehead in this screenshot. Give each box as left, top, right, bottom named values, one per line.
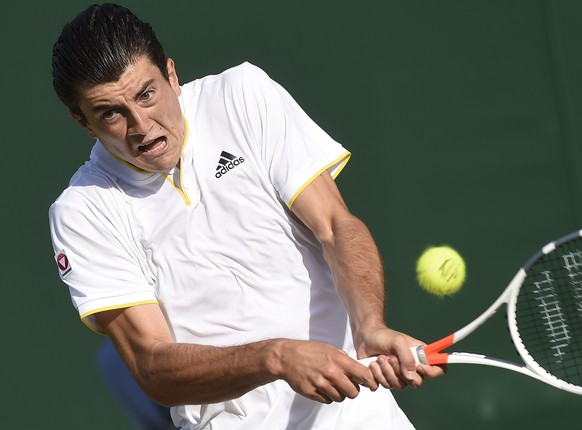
left=79, top=56, right=163, bottom=107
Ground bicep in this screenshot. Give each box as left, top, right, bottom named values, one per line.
left=95, top=304, right=174, bottom=374
left=290, top=171, right=352, bottom=243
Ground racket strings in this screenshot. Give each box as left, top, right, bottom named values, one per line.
left=516, top=236, right=582, bottom=387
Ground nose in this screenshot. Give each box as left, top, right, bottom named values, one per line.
left=127, top=108, right=152, bottom=136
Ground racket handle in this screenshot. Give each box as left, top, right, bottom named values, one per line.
left=358, top=346, right=423, bottom=366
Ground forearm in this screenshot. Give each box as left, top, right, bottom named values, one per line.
left=288, top=172, right=444, bottom=389
left=98, top=306, right=287, bottom=407
left=100, top=301, right=377, bottom=407
left=133, top=338, right=283, bottom=407
left=321, top=213, right=387, bottom=348
left=127, top=335, right=376, bottom=407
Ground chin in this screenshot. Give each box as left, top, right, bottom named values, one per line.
left=140, top=155, right=181, bottom=173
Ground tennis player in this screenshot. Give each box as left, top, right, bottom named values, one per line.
left=49, top=4, right=444, bottom=429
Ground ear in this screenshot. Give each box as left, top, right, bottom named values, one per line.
left=70, top=111, right=97, bottom=139
left=166, top=58, right=181, bottom=96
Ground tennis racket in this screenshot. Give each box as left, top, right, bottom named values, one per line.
left=361, top=229, right=582, bottom=394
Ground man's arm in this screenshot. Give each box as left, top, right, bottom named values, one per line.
left=290, top=171, right=445, bottom=390
left=96, top=303, right=379, bottom=407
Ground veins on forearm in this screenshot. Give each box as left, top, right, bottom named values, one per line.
left=323, top=214, right=386, bottom=325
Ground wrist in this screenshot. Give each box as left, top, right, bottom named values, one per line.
left=262, top=338, right=288, bottom=380
left=351, top=315, right=387, bottom=354
left=352, top=313, right=386, bottom=336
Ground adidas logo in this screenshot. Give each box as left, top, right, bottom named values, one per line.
left=215, top=151, right=245, bottom=178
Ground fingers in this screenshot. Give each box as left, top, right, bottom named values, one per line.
left=313, top=383, right=357, bottom=404
left=418, top=363, right=447, bottom=379
left=365, top=358, right=447, bottom=391
left=367, top=357, right=392, bottom=388
left=354, top=326, right=448, bottom=391
left=280, top=339, right=443, bottom=403
left=391, top=340, right=419, bottom=376
left=368, top=355, right=412, bottom=390
left=286, top=346, right=370, bottom=404
left=306, top=371, right=363, bottom=403
left=306, top=360, right=446, bottom=403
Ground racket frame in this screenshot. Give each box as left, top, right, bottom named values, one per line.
left=417, top=229, right=582, bottom=395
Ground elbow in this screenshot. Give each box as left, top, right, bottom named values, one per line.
left=137, top=374, right=179, bottom=408
left=149, top=395, right=177, bottom=409
left=134, top=364, right=182, bottom=407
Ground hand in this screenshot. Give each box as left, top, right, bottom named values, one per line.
left=355, top=325, right=446, bottom=390
left=273, top=340, right=380, bottom=403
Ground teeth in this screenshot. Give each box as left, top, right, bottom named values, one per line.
left=140, top=138, right=166, bottom=154
left=140, top=139, right=156, bottom=148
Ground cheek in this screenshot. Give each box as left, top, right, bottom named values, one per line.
left=97, top=132, right=130, bottom=157
left=94, top=122, right=129, bottom=146
left=100, top=140, right=125, bottom=158
left=162, top=102, right=184, bottom=133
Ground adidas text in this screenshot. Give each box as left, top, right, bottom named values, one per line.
left=215, top=151, right=245, bottom=178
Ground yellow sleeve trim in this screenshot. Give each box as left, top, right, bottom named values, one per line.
left=80, top=299, right=159, bottom=334
left=288, top=151, right=351, bottom=208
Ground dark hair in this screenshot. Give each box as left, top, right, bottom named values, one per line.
left=51, top=3, right=168, bottom=116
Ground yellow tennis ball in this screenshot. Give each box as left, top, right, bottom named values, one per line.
left=416, top=246, right=466, bottom=296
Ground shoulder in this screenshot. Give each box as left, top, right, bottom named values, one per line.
left=223, top=61, right=271, bottom=82
left=182, top=62, right=273, bottom=95
left=229, top=62, right=276, bottom=94
left=213, top=61, right=271, bottom=83
left=50, top=163, right=122, bottom=222
left=180, top=63, right=282, bottom=122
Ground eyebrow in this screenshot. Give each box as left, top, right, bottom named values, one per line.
left=91, top=78, right=156, bottom=114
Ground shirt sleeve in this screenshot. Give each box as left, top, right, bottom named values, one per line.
left=236, top=63, right=351, bottom=207
left=49, top=186, right=157, bottom=333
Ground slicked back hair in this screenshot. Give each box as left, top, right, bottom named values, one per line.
left=52, top=3, right=168, bottom=116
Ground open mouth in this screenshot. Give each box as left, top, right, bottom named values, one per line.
left=139, top=137, right=168, bottom=155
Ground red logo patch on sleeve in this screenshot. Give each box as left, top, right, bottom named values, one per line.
left=55, top=250, right=72, bottom=278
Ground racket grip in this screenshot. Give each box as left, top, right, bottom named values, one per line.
left=358, top=346, right=423, bottom=366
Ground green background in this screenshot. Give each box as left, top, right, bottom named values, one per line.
left=3, top=0, right=581, bottom=428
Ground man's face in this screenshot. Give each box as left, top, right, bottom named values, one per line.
left=74, top=56, right=185, bottom=173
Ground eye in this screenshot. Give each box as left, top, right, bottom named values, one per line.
left=140, top=90, right=154, bottom=102
left=101, top=109, right=118, bottom=120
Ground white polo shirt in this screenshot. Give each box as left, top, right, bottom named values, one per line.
left=49, top=62, right=413, bottom=429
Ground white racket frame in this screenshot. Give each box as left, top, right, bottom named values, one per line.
left=360, top=229, right=582, bottom=395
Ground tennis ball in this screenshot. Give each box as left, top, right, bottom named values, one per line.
left=416, top=245, right=466, bottom=296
